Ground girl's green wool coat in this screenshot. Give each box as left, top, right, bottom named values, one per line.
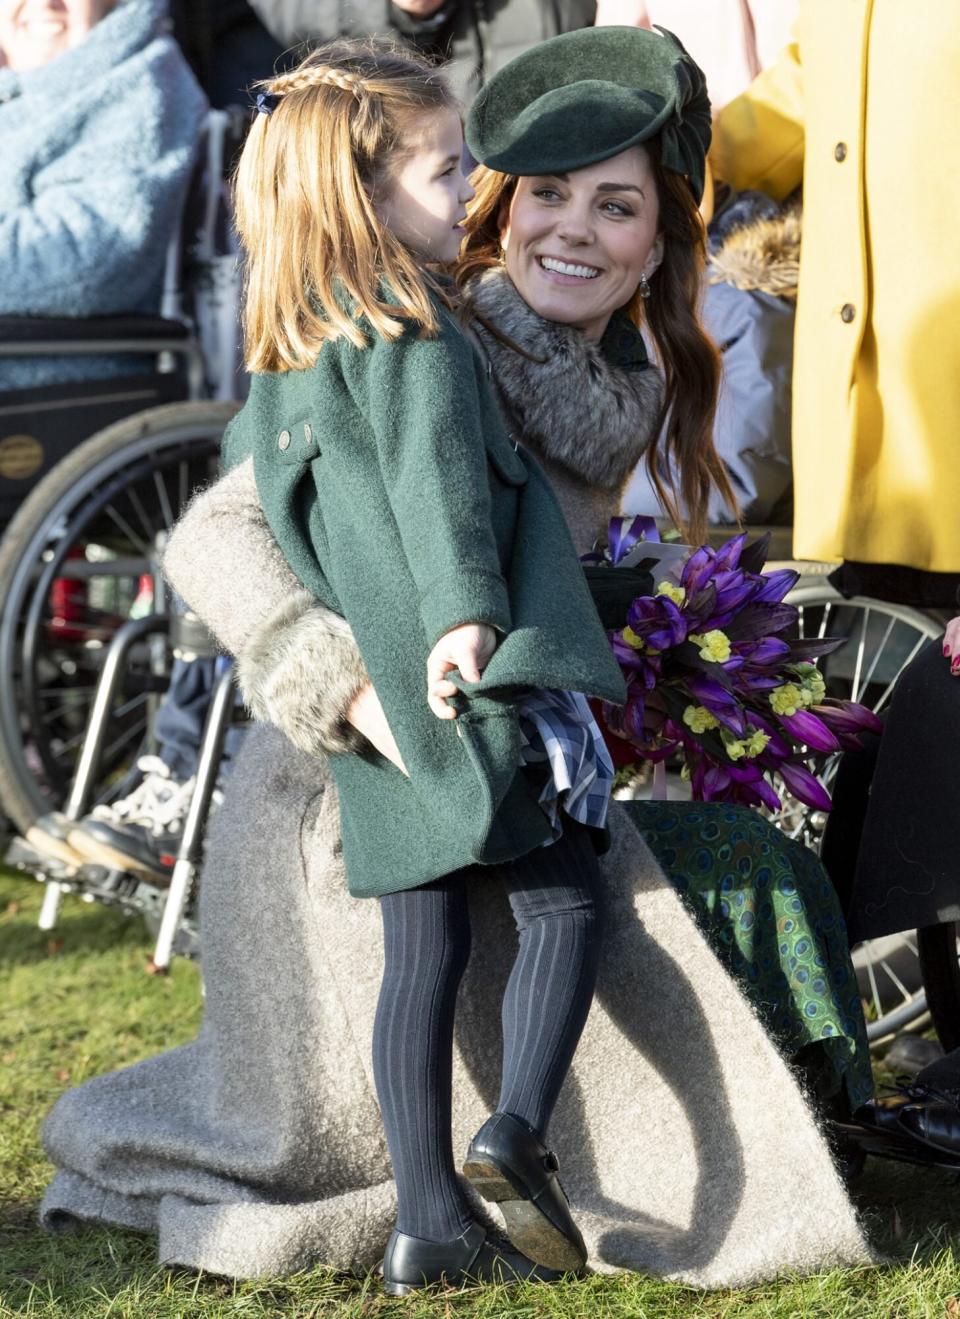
left=223, top=295, right=626, bottom=898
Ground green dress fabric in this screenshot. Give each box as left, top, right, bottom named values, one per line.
left=625, top=799, right=874, bottom=1110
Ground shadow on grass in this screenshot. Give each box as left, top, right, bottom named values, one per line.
left=0, top=896, right=148, bottom=970
left=854, top=1157, right=960, bottom=1262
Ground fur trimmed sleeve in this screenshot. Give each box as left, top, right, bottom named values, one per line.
left=163, top=459, right=370, bottom=757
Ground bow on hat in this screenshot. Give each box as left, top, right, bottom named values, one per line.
left=655, top=32, right=711, bottom=201
left=466, top=25, right=712, bottom=203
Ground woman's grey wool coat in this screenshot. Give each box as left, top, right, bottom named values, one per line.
left=39, top=274, right=873, bottom=1288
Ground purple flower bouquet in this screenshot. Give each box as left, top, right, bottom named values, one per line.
left=592, top=519, right=883, bottom=812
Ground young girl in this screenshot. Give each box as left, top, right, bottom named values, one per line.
left=227, top=41, right=627, bottom=1295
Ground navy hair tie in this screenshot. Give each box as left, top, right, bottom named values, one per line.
left=255, top=91, right=280, bottom=116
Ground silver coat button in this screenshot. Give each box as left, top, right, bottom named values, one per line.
left=278, top=429, right=291, bottom=451
left=303, top=422, right=312, bottom=443
left=840, top=303, right=856, bottom=323
left=834, top=142, right=848, bottom=162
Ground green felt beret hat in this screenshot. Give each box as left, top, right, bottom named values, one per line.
left=465, top=25, right=712, bottom=203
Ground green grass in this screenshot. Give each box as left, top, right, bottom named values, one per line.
left=3, top=867, right=960, bottom=1318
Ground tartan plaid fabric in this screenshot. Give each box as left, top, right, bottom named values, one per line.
left=518, top=689, right=613, bottom=838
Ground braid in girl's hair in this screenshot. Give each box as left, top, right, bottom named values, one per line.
left=266, top=62, right=371, bottom=102
left=235, top=40, right=458, bottom=373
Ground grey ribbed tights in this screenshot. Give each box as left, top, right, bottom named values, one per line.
left=373, top=821, right=602, bottom=1243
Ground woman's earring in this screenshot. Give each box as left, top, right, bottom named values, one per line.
left=639, top=272, right=652, bottom=300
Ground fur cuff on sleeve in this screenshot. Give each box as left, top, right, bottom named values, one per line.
left=237, top=589, right=370, bottom=757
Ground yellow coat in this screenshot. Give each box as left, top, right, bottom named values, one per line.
left=711, top=2, right=960, bottom=572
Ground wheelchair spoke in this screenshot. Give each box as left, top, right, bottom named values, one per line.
left=56, top=727, right=93, bottom=756
left=876, top=956, right=913, bottom=1004
left=179, top=459, right=190, bottom=514
left=850, top=606, right=870, bottom=703
left=101, top=710, right=150, bottom=766
left=40, top=698, right=92, bottom=725
left=37, top=685, right=97, bottom=697
left=864, top=949, right=883, bottom=1020
left=103, top=502, right=151, bottom=555
left=125, top=483, right=158, bottom=543
left=817, top=602, right=833, bottom=639
left=874, top=633, right=929, bottom=713
left=52, top=691, right=148, bottom=757
left=857, top=615, right=896, bottom=704
left=153, top=468, right=175, bottom=530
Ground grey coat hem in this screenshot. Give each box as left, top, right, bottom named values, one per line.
left=40, top=726, right=872, bottom=1288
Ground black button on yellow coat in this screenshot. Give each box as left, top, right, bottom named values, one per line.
left=222, top=296, right=626, bottom=898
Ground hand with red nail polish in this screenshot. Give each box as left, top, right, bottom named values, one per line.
left=944, top=616, right=960, bottom=674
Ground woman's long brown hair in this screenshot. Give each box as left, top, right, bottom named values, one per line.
left=456, top=143, right=738, bottom=544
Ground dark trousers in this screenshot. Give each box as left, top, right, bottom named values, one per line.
left=373, top=821, right=602, bottom=1243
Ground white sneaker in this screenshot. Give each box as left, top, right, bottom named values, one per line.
left=86, top=755, right=196, bottom=836
left=66, top=756, right=219, bottom=880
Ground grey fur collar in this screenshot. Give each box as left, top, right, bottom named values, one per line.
left=465, top=267, right=664, bottom=494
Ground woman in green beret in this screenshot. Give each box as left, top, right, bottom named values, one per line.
left=41, top=25, right=872, bottom=1287
left=458, top=23, right=872, bottom=1122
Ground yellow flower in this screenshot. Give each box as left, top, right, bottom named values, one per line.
left=745, top=729, right=771, bottom=758
left=769, top=683, right=804, bottom=716
left=656, top=581, right=686, bottom=607
left=793, top=663, right=826, bottom=706
left=621, top=625, right=645, bottom=650
left=721, top=730, right=747, bottom=760
left=688, top=629, right=732, bottom=663
left=683, top=704, right=720, bottom=734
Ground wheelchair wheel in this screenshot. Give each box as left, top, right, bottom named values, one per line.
left=774, top=578, right=945, bottom=1046
left=0, top=400, right=237, bottom=833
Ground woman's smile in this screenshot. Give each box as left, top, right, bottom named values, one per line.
left=536, top=255, right=602, bottom=281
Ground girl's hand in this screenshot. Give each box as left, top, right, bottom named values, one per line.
left=426, top=623, right=497, bottom=719
left=944, top=617, right=960, bottom=675
left=347, top=683, right=407, bottom=773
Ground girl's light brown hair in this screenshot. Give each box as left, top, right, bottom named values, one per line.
left=457, top=147, right=738, bottom=544
left=234, top=40, right=457, bottom=373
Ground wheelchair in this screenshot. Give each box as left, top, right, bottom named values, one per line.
left=0, top=108, right=246, bottom=840
left=765, top=554, right=948, bottom=1047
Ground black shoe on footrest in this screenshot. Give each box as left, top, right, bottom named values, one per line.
left=67, top=819, right=177, bottom=884
left=463, top=1112, right=587, bottom=1272
left=381, top=1220, right=561, bottom=1295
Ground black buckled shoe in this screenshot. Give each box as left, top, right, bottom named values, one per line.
left=845, top=1083, right=960, bottom=1169
left=381, top=1220, right=561, bottom=1296
left=898, top=1099, right=960, bottom=1158
left=463, top=1112, right=586, bottom=1272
